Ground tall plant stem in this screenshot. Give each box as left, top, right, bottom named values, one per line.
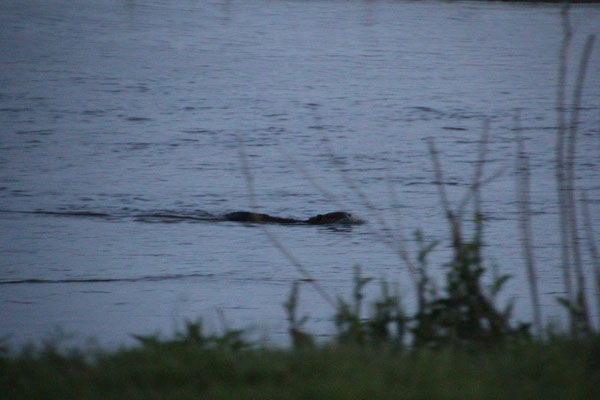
left=564, top=33, right=595, bottom=331
left=556, top=3, right=574, bottom=310
left=580, top=191, right=600, bottom=330
left=514, top=112, right=543, bottom=336
left=427, top=138, right=462, bottom=260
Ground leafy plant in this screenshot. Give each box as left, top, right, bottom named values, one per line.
left=411, top=216, right=529, bottom=349
left=334, top=266, right=406, bottom=346
left=133, top=319, right=248, bottom=352
left=283, top=281, right=314, bottom=348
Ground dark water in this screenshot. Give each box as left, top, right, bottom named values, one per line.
left=1, top=0, right=599, bottom=347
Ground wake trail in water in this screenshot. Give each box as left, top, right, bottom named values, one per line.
left=0, top=208, right=221, bottom=223
left=0, top=272, right=215, bottom=285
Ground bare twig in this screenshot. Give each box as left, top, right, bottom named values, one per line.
left=277, top=145, right=346, bottom=210
left=456, top=166, right=508, bottom=219
left=280, top=139, right=410, bottom=265
left=455, top=119, right=507, bottom=220
left=580, top=191, right=600, bottom=330
left=514, top=111, right=543, bottom=336
left=237, top=137, right=335, bottom=308
left=472, top=119, right=490, bottom=218
left=319, top=132, right=419, bottom=287
left=385, top=168, right=409, bottom=260
left=279, top=132, right=422, bottom=299
left=320, top=134, right=394, bottom=235
left=427, top=138, right=453, bottom=221
left=427, top=137, right=463, bottom=259
left=556, top=3, right=574, bottom=306
left=564, top=34, right=595, bottom=331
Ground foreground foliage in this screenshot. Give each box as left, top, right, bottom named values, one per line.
left=1, top=331, right=599, bottom=400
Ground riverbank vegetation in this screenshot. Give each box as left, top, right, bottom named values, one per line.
left=2, top=5, right=598, bottom=399
left=1, top=325, right=599, bottom=400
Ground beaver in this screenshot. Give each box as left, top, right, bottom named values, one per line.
left=223, top=211, right=363, bottom=225
left=223, top=212, right=301, bottom=224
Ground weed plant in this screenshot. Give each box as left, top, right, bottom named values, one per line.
left=278, top=4, right=598, bottom=348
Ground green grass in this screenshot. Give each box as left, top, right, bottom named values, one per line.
left=2, top=337, right=599, bottom=400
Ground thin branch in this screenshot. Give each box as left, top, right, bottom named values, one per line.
left=456, top=166, right=508, bottom=219
left=473, top=119, right=490, bottom=219
left=514, top=111, right=543, bottom=336
left=237, top=137, right=335, bottom=308
left=319, top=132, right=419, bottom=287
left=580, top=191, right=600, bottom=330
left=280, top=140, right=410, bottom=268
left=556, top=3, right=574, bottom=306
left=427, top=138, right=453, bottom=221
left=427, top=137, right=463, bottom=258
left=321, top=134, right=393, bottom=234
left=277, top=144, right=346, bottom=210
left=455, top=120, right=505, bottom=221
left=568, top=36, right=595, bottom=142
left=564, top=34, right=595, bottom=331
left=385, top=168, right=409, bottom=261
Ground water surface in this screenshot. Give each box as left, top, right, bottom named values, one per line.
left=1, top=0, right=599, bottom=347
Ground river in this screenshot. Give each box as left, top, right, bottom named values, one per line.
left=1, top=0, right=599, bottom=348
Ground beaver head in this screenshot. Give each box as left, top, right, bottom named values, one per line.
left=305, top=211, right=364, bottom=225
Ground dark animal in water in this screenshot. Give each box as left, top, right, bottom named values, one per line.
left=224, top=212, right=300, bottom=224
left=21, top=209, right=363, bottom=225
left=305, top=212, right=358, bottom=225
left=223, top=211, right=363, bottom=225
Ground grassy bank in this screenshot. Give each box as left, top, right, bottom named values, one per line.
left=2, top=335, right=599, bottom=400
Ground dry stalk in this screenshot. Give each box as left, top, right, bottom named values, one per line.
left=237, top=137, right=335, bottom=308
left=277, top=144, right=346, bottom=211
left=456, top=119, right=509, bottom=220
left=471, top=119, right=489, bottom=218
left=514, top=111, right=543, bottom=336
left=556, top=3, right=574, bottom=306
left=564, top=34, right=595, bottom=331
left=580, top=191, right=600, bottom=329
left=385, top=168, right=409, bottom=264
left=318, top=131, right=419, bottom=288
left=281, top=140, right=416, bottom=270
left=426, top=137, right=463, bottom=259
left=456, top=166, right=508, bottom=219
